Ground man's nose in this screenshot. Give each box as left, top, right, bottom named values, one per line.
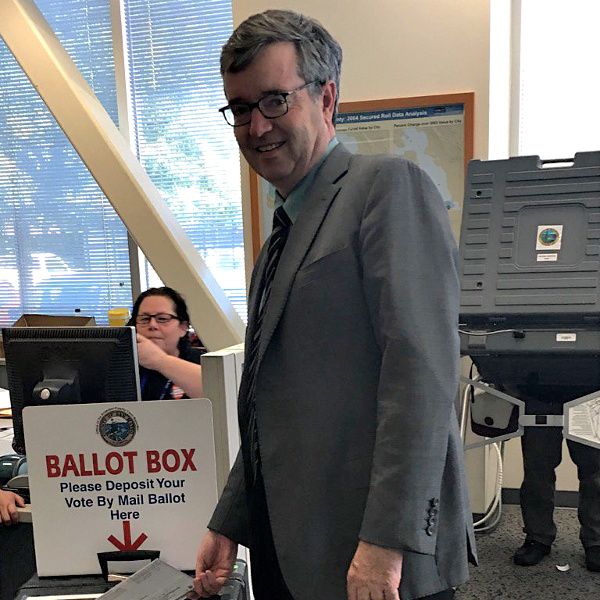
left=248, top=107, right=273, bottom=137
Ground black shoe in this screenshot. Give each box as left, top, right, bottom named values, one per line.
left=513, top=539, right=551, bottom=566
left=585, top=546, right=600, bottom=572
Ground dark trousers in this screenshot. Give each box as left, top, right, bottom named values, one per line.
left=248, top=471, right=294, bottom=600
left=520, top=402, right=600, bottom=548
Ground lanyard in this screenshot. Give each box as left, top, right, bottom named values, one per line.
left=140, top=370, right=172, bottom=400
left=158, top=379, right=172, bottom=400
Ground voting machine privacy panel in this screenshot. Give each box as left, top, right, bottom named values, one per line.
left=458, top=152, right=600, bottom=390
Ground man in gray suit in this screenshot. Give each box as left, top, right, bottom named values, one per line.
left=192, top=10, right=476, bottom=600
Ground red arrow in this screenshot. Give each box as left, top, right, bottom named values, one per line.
left=107, top=520, right=148, bottom=551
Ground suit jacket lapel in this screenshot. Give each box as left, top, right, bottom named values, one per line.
left=256, top=144, right=353, bottom=366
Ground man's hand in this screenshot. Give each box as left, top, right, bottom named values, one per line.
left=0, top=490, right=26, bottom=526
left=192, top=530, right=237, bottom=598
left=347, top=540, right=403, bottom=600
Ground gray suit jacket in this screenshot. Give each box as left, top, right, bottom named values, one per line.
left=209, top=144, right=477, bottom=600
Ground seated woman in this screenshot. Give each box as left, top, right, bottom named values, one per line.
left=0, top=286, right=205, bottom=525
left=131, top=286, right=204, bottom=400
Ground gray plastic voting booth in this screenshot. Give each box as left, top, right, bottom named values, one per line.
left=458, top=152, right=600, bottom=448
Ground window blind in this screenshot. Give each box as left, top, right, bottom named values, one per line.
left=0, top=0, right=131, bottom=325
left=123, top=0, right=246, bottom=321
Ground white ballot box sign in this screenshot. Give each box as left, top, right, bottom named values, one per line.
left=24, top=399, right=218, bottom=576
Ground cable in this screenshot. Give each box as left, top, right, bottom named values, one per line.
left=459, top=326, right=588, bottom=336
left=459, top=376, right=471, bottom=442
left=460, top=366, right=505, bottom=533
left=459, top=328, right=521, bottom=336
left=473, top=441, right=503, bottom=533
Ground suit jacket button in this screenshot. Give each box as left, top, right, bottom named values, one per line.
left=429, top=507, right=438, bottom=516
left=426, top=525, right=435, bottom=536
left=428, top=516, right=437, bottom=526
left=431, top=498, right=439, bottom=507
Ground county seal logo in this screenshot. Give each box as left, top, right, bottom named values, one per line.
left=96, top=407, right=138, bottom=447
left=538, top=227, right=559, bottom=247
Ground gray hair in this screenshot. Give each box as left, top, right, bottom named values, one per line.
left=221, top=10, right=343, bottom=124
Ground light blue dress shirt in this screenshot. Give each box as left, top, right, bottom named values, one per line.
left=273, top=137, right=339, bottom=224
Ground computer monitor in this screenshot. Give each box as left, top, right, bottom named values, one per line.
left=2, top=326, right=141, bottom=454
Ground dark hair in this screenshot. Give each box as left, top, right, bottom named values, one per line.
left=220, top=10, right=343, bottom=124
left=129, top=287, right=191, bottom=353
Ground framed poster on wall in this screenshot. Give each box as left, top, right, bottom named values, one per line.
left=249, top=92, right=474, bottom=260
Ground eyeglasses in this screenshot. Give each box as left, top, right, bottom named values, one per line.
left=136, top=313, right=179, bottom=325
left=219, top=81, right=323, bottom=127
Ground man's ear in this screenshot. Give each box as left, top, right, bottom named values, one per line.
left=321, top=80, right=337, bottom=124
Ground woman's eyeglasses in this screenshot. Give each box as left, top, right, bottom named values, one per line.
left=135, top=313, right=179, bottom=325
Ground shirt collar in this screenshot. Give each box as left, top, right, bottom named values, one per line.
left=274, top=137, right=339, bottom=224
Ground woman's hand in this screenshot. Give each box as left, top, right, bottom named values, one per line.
left=0, top=490, right=25, bottom=526
left=136, top=333, right=204, bottom=398
left=136, top=333, right=168, bottom=370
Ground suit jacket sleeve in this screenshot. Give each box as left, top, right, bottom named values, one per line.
left=206, top=243, right=270, bottom=547
left=207, top=449, right=250, bottom=546
left=357, top=156, right=460, bottom=555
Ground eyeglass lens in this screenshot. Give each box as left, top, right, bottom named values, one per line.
left=136, top=313, right=177, bottom=324
left=227, top=93, right=288, bottom=126
left=223, top=81, right=320, bottom=126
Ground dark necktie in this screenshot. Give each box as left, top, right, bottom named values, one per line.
left=242, top=205, right=292, bottom=484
